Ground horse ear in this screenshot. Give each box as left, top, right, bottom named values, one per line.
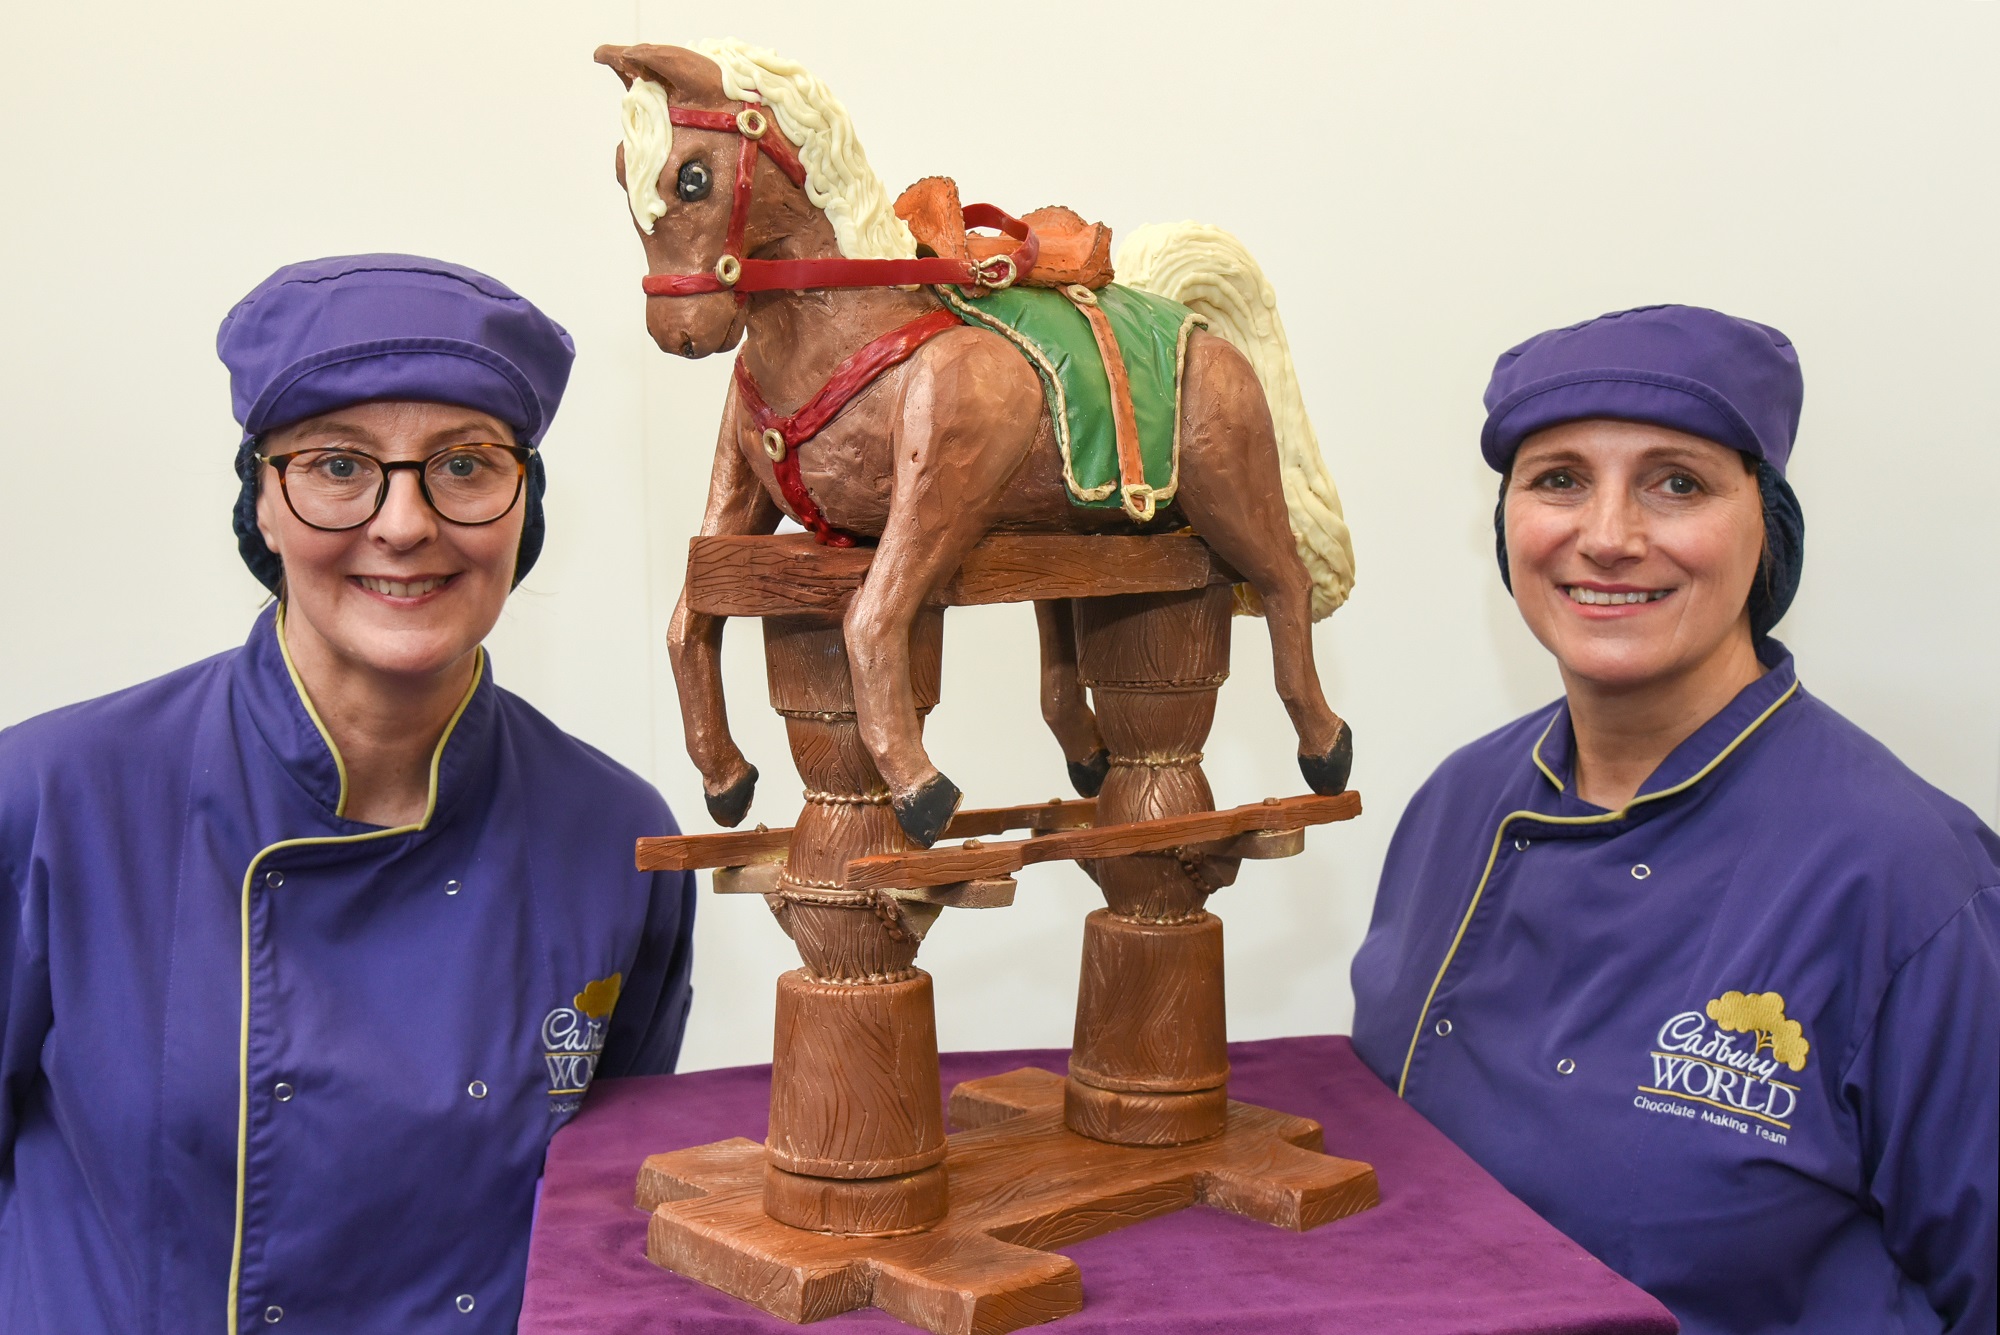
left=593, top=43, right=730, bottom=107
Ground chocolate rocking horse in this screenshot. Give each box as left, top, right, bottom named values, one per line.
left=605, top=37, right=1378, bottom=1334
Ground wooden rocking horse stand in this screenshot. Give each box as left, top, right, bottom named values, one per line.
left=635, top=533, right=1377, bottom=1335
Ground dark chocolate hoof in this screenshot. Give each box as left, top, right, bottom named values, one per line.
left=1299, top=722, right=1354, bottom=795
left=894, top=773, right=963, bottom=848
left=704, top=766, right=758, bottom=827
left=1067, top=748, right=1111, bottom=799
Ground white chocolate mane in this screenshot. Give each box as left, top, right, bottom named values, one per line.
left=621, top=77, right=674, bottom=235
left=691, top=38, right=916, bottom=261
left=618, top=41, right=915, bottom=256
left=1119, top=223, right=1355, bottom=620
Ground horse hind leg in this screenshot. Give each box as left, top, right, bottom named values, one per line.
left=1173, top=359, right=1353, bottom=794
left=1190, top=503, right=1353, bottom=794
left=1034, top=599, right=1109, bottom=796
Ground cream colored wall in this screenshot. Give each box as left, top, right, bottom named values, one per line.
left=2, top=2, right=1994, bottom=1072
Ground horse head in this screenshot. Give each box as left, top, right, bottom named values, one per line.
left=595, top=43, right=827, bottom=360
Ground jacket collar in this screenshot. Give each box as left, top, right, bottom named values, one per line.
left=1529, top=638, right=1800, bottom=819
left=232, top=602, right=496, bottom=828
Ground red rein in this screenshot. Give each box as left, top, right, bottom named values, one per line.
left=732, top=309, right=962, bottom=547
left=638, top=101, right=1038, bottom=299
left=639, top=97, right=1038, bottom=544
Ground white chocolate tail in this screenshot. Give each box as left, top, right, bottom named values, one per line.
left=1116, top=223, right=1354, bottom=620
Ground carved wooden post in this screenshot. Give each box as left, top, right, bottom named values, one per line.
left=1066, top=583, right=1239, bottom=1145
left=636, top=539, right=1378, bottom=1330
left=759, top=609, right=949, bottom=1234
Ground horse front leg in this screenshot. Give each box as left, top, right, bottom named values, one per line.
left=668, top=390, right=783, bottom=825
left=1034, top=599, right=1108, bottom=796
left=847, top=334, right=1043, bottom=845
left=667, top=594, right=760, bottom=824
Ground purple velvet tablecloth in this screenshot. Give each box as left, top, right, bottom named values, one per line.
left=520, top=1035, right=1676, bottom=1334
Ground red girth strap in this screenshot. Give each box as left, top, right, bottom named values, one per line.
left=640, top=100, right=1038, bottom=299
left=734, top=308, right=963, bottom=546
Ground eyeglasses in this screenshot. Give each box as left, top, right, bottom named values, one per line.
left=258, top=443, right=535, bottom=531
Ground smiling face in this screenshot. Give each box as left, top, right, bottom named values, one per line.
left=254, top=399, right=524, bottom=684
left=1504, top=419, right=1765, bottom=694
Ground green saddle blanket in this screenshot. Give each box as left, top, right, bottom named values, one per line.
left=935, top=283, right=1205, bottom=519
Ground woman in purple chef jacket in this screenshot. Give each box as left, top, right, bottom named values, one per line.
left=1349, top=305, right=1997, bottom=1334
left=0, top=255, right=696, bottom=1333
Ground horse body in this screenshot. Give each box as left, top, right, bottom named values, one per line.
left=604, top=40, right=1354, bottom=845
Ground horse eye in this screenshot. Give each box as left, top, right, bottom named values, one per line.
left=676, top=160, right=711, bottom=203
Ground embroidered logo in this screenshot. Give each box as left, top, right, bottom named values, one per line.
left=543, top=972, right=622, bottom=1115
left=1633, top=990, right=1806, bottom=1144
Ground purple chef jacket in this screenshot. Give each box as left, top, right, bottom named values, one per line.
left=0, top=605, right=696, bottom=1333
left=1351, top=640, right=1999, bottom=1334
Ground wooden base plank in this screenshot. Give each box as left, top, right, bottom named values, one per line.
left=638, top=799, right=1098, bottom=873
left=684, top=533, right=1240, bottom=618
left=845, top=792, right=1361, bottom=893
left=638, top=1068, right=1378, bottom=1333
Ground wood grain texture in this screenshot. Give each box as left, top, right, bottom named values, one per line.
left=684, top=533, right=1238, bottom=617
left=1068, top=911, right=1228, bottom=1095
left=1069, top=584, right=1233, bottom=919
left=639, top=827, right=792, bottom=872
left=765, top=1161, right=951, bottom=1237
left=638, top=1067, right=1377, bottom=1334
left=637, top=800, right=1098, bottom=872
left=844, top=792, right=1360, bottom=892
left=1060, top=1081, right=1230, bottom=1147
left=768, top=971, right=947, bottom=1182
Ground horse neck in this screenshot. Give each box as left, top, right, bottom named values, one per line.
left=738, top=210, right=940, bottom=412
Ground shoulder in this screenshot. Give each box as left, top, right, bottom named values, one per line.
left=0, top=649, right=236, bottom=873
left=1408, top=700, right=1564, bottom=812
left=1749, top=688, right=1998, bottom=897
left=0, top=650, right=235, bottom=786
left=486, top=685, right=676, bottom=834
left=914, top=322, right=1043, bottom=406
left=1711, top=687, right=2000, bottom=1024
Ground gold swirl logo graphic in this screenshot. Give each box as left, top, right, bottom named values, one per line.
left=1704, top=990, right=1810, bottom=1072
left=1633, top=988, right=1811, bottom=1142
left=574, top=973, right=623, bottom=1019
left=542, top=972, right=624, bottom=1112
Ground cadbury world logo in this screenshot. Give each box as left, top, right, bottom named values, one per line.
left=1639, top=990, right=1809, bottom=1136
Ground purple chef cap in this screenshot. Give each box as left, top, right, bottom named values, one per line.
left=216, top=253, right=575, bottom=445
left=1480, top=304, right=1802, bottom=475
left=1483, top=303, right=1808, bottom=639
left=219, top=255, right=575, bottom=593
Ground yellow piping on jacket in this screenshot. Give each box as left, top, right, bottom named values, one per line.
left=1395, top=681, right=1799, bottom=1098
left=226, top=604, right=484, bottom=1334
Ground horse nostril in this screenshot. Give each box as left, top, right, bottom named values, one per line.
left=679, top=336, right=696, bottom=358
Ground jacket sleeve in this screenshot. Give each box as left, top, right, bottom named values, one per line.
left=597, top=867, right=697, bottom=1080
left=0, top=756, right=54, bottom=1170
left=1845, top=882, right=2000, bottom=1334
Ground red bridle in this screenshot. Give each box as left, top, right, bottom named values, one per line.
left=639, top=99, right=1039, bottom=300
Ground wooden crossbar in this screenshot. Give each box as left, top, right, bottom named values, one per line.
left=636, top=798, right=1099, bottom=872
left=844, top=792, right=1361, bottom=893
left=684, top=532, right=1238, bottom=617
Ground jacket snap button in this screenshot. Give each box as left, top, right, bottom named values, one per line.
left=445, top=879, right=461, bottom=896
left=1556, top=1058, right=1576, bottom=1075
left=1631, top=864, right=1652, bottom=880
left=456, top=1294, right=476, bottom=1314
left=273, top=1082, right=295, bottom=1102
left=264, top=870, right=284, bottom=889
left=1434, top=1018, right=1453, bottom=1037
left=467, top=1080, right=488, bottom=1099
left=1513, top=838, right=1530, bottom=851
left=263, top=1306, right=284, bottom=1324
